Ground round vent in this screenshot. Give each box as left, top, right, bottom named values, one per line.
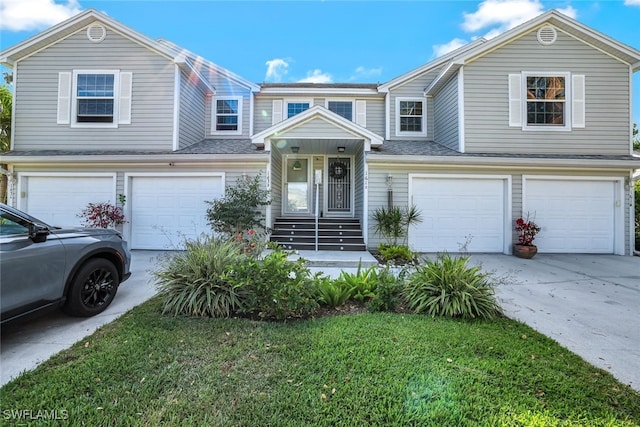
left=86, top=24, right=106, bottom=43
left=537, top=25, right=557, bottom=45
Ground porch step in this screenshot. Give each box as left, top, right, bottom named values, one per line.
left=271, top=217, right=365, bottom=251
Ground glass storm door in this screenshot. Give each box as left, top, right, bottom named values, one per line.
left=327, top=157, right=351, bottom=214
left=284, top=157, right=310, bottom=214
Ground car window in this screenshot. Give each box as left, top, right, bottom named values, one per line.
left=0, top=211, right=30, bottom=236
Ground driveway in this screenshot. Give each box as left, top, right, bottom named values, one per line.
left=1, top=251, right=639, bottom=392
left=469, top=253, right=640, bottom=391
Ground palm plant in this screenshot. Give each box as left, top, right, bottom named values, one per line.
left=373, top=205, right=422, bottom=246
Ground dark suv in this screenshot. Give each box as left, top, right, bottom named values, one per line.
left=0, top=203, right=131, bottom=324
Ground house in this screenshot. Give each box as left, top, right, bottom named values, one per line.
left=1, top=9, right=639, bottom=255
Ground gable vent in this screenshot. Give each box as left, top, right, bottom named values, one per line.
left=86, top=24, right=106, bottom=43
left=537, top=25, right=557, bottom=45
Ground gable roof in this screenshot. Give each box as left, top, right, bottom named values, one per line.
left=0, top=9, right=178, bottom=65
left=251, top=105, right=384, bottom=150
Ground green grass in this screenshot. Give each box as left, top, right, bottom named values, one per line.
left=2, top=298, right=639, bottom=426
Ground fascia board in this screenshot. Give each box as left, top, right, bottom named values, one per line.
left=259, top=87, right=381, bottom=96
left=0, top=154, right=269, bottom=164
left=366, top=154, right=640, bottom=169
left=424, top=61, right=463, bottom=95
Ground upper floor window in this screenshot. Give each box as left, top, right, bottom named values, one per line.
left=327, top=101, right=353, bottom=121
left=212, top=96, right=242, bottom=134
left=76, top=73, right=115, bottom=123
left=526, top=76, right=565, bottom=126
left=58, top=70, right=132, bottom=128
left=396, top=97, right=427, bottom=136
left=509, top=72, right=583, bottom=131
left=286, top=100, right=312, bottom=118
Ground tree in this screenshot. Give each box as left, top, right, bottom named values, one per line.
left=205, top=173, right=271, bottom=236
left=0, top=81, right=12, bottom=203
left=633, top=123, right=639, bottom=152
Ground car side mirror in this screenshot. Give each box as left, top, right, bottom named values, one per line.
left=29, top=224, right=50, bottom=243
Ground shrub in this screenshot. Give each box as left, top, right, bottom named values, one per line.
left=154, top=235, right=247, bottom=318
left=402, top=253, right=502, bottom=320
left=372, top=205, right=422, bottom=246
left=366, top=267, right=403, bottom=313
left=78, top=198, right=126, bottom=228
left=334, top=264, right=379, bottom=303
left=205, top=173, right=270, bottom=237
left=377, top=243, right=418, bottom=265
left=226, top=246, right=319, bottom=320
left=315, top=276, right=352, bottom=308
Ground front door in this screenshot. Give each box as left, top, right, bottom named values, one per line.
left=326, top=157, right=352, bottom=215
left=284, top=157, right=311, bottom=215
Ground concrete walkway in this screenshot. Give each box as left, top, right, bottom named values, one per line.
left=1, top=250, right=638, bottom=392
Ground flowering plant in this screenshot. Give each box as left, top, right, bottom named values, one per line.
left=78, top=201, right=126, bottom=229
left=233, top=228, right=267, bottom=257
left=515, top=214, right=541, bottom=246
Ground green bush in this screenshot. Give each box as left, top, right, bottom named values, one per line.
left=366, top=267, right=403, bottom=313
left=373, top=205, right=422, bottom=246
left=402, top=253, right=502, bottom=320
left=154, top=235, right=247, bottom=318
left=334, top=264, right=379, bottom=302
left=377, top=243, right=418, bottom=265
left=226, top=246, right=319, bottom=320
left=315, top=276, right=352, bottom=308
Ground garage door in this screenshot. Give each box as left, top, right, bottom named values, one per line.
left=129, top=175, right=224, bottom=249
left=409, top=176, right=506, bottom=252
left=524, top=178, right=616, bottom=253
left=20, top=174, right=115, bottom=226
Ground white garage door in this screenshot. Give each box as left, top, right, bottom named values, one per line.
left=409, top=176, right=506, bottom=253
left=129, top=175, right=224, bottom=249
left=524, top=178, right=616, bottom=253
left=21, top=175, right=115, bottom=226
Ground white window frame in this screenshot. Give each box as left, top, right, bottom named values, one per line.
left=395, top=97, right=427, bottom=137
left=285, top=98, right=313, bottom=119
left=71, top=69, right=119, bottom=128
left=325, top=99, right=354, bottom=121
left=522, top=71, right=571, bottom=132
left=211, top=96, right=243, bottom=135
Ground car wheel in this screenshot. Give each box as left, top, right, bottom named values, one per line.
left=63, top=258, right=119, bottom=317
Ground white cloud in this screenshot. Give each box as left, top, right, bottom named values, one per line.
left=461, top=0, right=576, bottom=39
left=297, top=69, right=332, bottom=84
left=624, top=0, right=640, bottom=6
left=351, top=66, right=383, bottom=80
left=432, top=38, right=468, bottom=58
left=265, top=58, right=289, bottom=82
left=0, top=0, right=82, bottom=31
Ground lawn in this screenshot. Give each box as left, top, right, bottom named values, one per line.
left=1, top=297, right=639, bottom=426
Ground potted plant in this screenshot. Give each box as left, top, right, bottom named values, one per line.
left=513, top=214, right=541, bottom=259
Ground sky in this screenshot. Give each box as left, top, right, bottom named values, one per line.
left=1, top=0, right=639, bottom=124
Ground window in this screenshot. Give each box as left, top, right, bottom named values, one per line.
left=396, top=97, right=426, bottom=136
left=212, top=96, right=242, bottom=134
left=286, top=100, right=312, bottom=118
left=76, top=73, right=115, bottom=123
left=509, top=72, right=583, bottom=131
left=327, top=101, right=353, bottom=121
left=60, top=70, right=131, bottom=128
left=526, top=76, right=565, bottom=126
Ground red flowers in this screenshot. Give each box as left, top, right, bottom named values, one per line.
left=78, top=202, right=126, bottom=228
left=515, top=215, right=541, bottom=246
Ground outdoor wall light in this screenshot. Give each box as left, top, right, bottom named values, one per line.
left=386, top=174, right=393, bottom=188
left=291, top=146, right=300, bottom=154
left=337, top=146, right=346, bottom=153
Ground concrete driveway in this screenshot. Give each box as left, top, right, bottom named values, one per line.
left=1, top=251, right=639, bottom=392
left=469, top=253, right=640, bottom=391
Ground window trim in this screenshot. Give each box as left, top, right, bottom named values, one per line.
left=71, top=69, right=119, bottom=129
left=395, top=97, right=427, bottom=137
left=325, top=99, right=354, bottom=121
left=211, top=96, right=243, bottom=135
left=522, top=71, right=571, bottom=132
left=285, top=98, right=313, bottom=119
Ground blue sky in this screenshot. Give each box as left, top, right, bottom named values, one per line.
left=1, top=0, right=639, bottom=124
